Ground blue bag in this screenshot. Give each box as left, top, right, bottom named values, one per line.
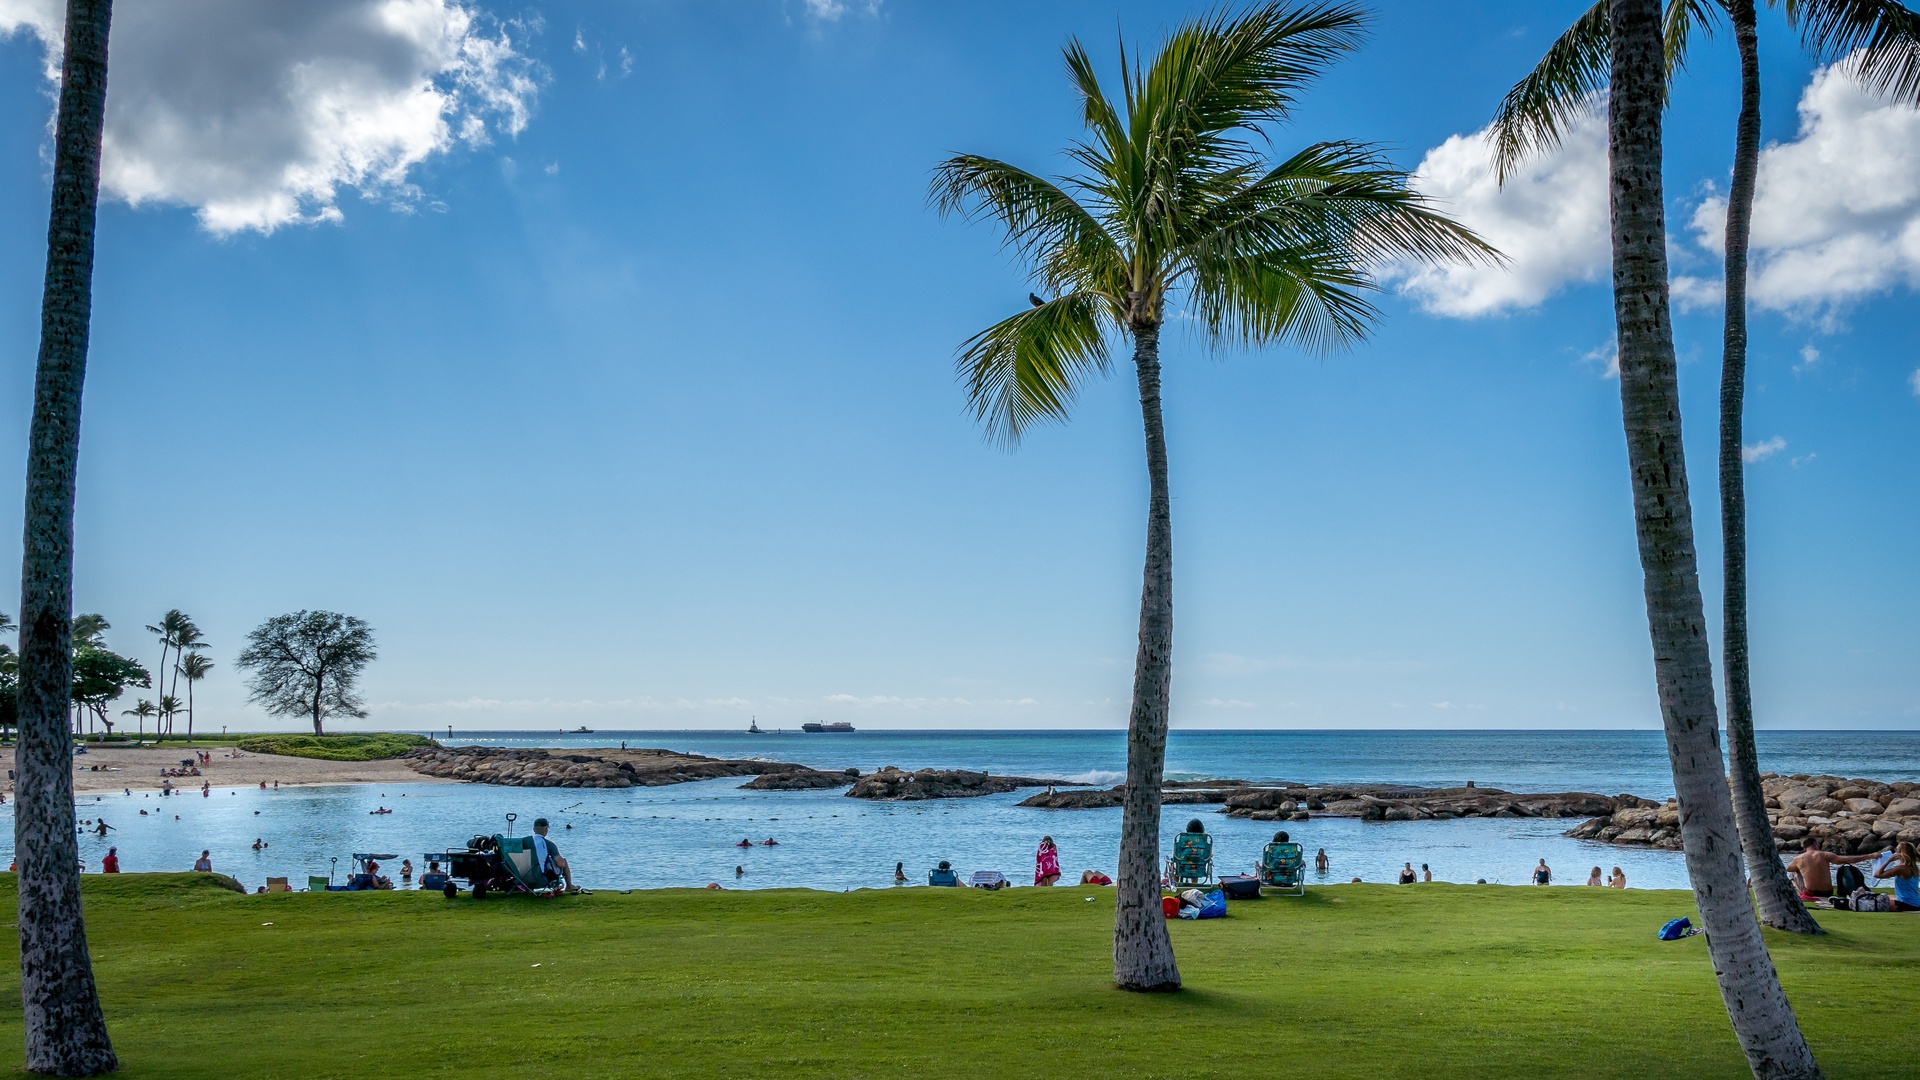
left=1657, top=917, right=1700, bottom=941
left=1195, top=889, right=1227, bottom=920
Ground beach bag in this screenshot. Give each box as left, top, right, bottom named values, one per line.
left=1849, top=887, right=1889, bottom=912
left=1657, top=917, right=1699, bottom=941
left=1193, top=889, right=1227, bottom=920
left=1221, top=875, right=1262, bottom=900
left=1835, top=864, right=1867, bottom=896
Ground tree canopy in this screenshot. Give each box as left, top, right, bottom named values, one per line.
left=235, top=611, right=377, bottom=735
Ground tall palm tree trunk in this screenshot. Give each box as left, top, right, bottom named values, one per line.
left=1113, top=319, right=1181, bottom=992
left=1607, top=3, right=1820, bottom=1076
left=1718, top=0, right=1821, bottom=936
left=15, top=0, right=118, bottom=1074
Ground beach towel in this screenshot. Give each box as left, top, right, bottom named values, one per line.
left=1035, top=844, right=1060, bottom=884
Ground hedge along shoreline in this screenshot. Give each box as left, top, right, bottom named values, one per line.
left=235, top=733, right=437, bottom=761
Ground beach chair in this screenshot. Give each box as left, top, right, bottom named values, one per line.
left=1165, top=831, right=1214, bottom=889
left=969, top=871, right=1010, bottom=890
left=927, top=865, right=960, bottom=887
left=1257, top=841, right=1305, bottom=896
left=265, top=876, right=291, bottom=893
left=308, top=875, right=332, bottom=892
left=492, top=835, right=562, bottom=895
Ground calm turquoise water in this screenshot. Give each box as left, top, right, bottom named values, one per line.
left=27, top=729, right=1920, bottom=895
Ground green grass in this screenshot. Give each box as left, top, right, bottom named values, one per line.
left=1, top=877, right=1915, bottom=1078
left=234, top=732, right=435, bottom=760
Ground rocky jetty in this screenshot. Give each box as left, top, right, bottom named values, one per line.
left=1020, top=780, right=1631, bottom=820
left=402, top=745, right=854, bottom=791
left=845, top=767, right=1076, bottom=801
left=1567, top=773, right=1920, bottom=854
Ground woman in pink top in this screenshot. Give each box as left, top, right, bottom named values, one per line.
left=1034, top=836, right=1061, bottom=886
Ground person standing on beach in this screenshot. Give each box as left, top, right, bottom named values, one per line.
left=1532, top=859, right=1552, bottom=885
left=1035, top=836, right=1061, bottom=886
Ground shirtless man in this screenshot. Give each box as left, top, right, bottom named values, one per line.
left=1784, top=837, right=1877, bottom=898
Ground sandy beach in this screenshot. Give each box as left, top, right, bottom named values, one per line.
left=8, top=745, right=450, bottom=794
left=8, top=743, right=737, bottom=795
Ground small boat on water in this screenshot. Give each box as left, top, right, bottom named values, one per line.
left=801, top=722, right=855, bottom=734
left=748, top=717, right=765, bottom=734
left=570, top=727, right=594, bottom=734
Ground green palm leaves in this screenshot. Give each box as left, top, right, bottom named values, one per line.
left=931, top=1, right=1493, bottom=446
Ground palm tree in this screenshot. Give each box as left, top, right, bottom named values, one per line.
left=122, top=698, right=156, bottom=743
left=178, top=652, right=213, bottom=742
left=14, top=0, right=118, bottom=1072
left=168, top=619, right=203, bottom=707
left=1492, top=0, right=1920, bottom=938
left=157, top=695, right=185, bottom=742
left=932, top=1, right=1492, bottom=990
left=145, top=608, right=191, bottom=736
left=1599, top=2, right=1820, bottom=1076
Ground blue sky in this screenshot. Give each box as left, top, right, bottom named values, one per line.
left=0, top=0, right=1914, bottom=733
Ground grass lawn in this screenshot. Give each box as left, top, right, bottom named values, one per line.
left=1, top=876, right=1914, bottom=1078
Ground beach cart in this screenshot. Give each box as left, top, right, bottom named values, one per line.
left=429, top=814, right=565, bottom=900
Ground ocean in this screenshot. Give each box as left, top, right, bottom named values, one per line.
left=37, top=729, right=1920, bottom=895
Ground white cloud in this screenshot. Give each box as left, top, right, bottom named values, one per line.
left=1742, top=435, right=1786, bottom=463
left=1389, top=112, right=1609, bottom=317
left=1, top=0, right=540, bottom=234
left=1910, top=368, right=1920, bottom=397
left=1580, top=340, right=1620, bottom=379
left=1683, top=60, right=1920, bottom=315
left=1792, top=451, right=1818, bottom=468
left=1794, top=343, right=1823, bottom=373
left=804, top=0, right=883, bottom=20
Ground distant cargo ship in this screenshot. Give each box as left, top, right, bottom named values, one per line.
left=800, top=722, right=855, bottom=733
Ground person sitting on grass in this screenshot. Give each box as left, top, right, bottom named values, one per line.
left=1873, top=841, right=1920, bottom=912
left=193, top=851, right=212, bottom=872
left=531, top=817, right=574, bottom=891
left=1080, top=869, right=1112, bottom=885
left=1608, top=866, right=1626, bottom=889
left=101, top=847, right=119, bottom=874
left=1786, top=837, right=1877, bottom=899
left=1586, top=866, right=1604, bottom=887
left=1034, top=836, right=1061, bottom=886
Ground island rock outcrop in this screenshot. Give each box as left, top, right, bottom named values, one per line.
left=845, top=766, right=1075, bottom=801
left=402, top=745, right=855, bottom=791
left=1565, top=773, right=1920, bottom=854
left=1019, top=780, right=1632, bottom=820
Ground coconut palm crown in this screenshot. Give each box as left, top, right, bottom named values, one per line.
left=932, top=1, right=1493, bottom=991
left=932, top=1, right=1495, bottom=446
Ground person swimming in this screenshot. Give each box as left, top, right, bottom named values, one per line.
left=737, top=838, right=753, bottom=847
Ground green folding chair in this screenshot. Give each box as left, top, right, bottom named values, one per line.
left=1165, top=831, right=1214, bottom=889
left=1258, top=842, right=1306, bottom=896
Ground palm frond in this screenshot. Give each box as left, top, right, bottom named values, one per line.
left=928, top=155, right=1127, bottom=297
left=1489, top=0, right=1613, bottom=183
left=1178, top=142, right=1500, bottom=349
left=1785, top=0, right=1920, bottom=103
left=1665, top=0, right=1722, bottom=69
left=955, top=293, right=1116, bottom=447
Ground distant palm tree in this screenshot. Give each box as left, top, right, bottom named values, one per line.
left=145, top=608, right=191, bottom=735
left=157, top=696, right=185, bottom=743
left=14, top=0, right=118, bottom=1071
left=177, top=653, right=213, bottom=742
left=1492, top=0, right=1920, bottom=938
left=121, top=698, right=156, bottom=742
left=1597, top=2, right=1819, bottom=1076
left=166, top=620, right=204, bottom=724
left=932, top=1, right=1492, bottom=990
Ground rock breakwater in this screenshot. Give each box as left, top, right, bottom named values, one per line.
left=1567, top=773, right=1920, bottom=853
left=1019, top=780, right=1632, bottom=820
left=845, top=767, right=1078, bottom=801
left=402, top=745, right=854, bottom=790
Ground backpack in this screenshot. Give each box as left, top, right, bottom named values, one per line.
left=1657, top=917, right=1700, bottom=941
left=1834, top=864, right=1868, bottom=896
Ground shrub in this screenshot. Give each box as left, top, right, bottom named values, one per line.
left=236, top=733, right=435, bottom=761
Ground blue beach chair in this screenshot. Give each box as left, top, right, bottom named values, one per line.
left=1258, top=841, right=1306, bottom=896
left=1165, top=829, right=1214, bottom=889
left=928, top=861, right=960, bottom=887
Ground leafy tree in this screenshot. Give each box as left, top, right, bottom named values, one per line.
left=13, top=0, right=118, bottom=1071
left=177, top=651, right=213, bottom=741
left=931, top=1, right=1490, bottom=990
left=1595, top=2, right=1819, bottom=1075
left=1492, top=0, right=1920, bottom=938
left=69, top=644, right=149, bottom=737
left=235, top=611, right=377, bottom=735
